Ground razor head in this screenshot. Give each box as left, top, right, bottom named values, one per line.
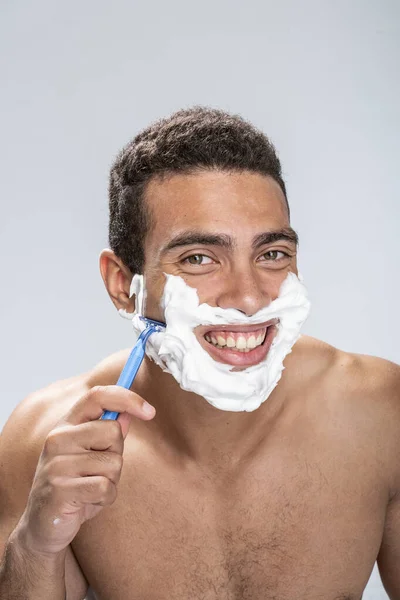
left=139, top=316, right=166, bottom=330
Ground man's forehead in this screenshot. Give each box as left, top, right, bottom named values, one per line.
left=144, top=170, right=289, bottom=234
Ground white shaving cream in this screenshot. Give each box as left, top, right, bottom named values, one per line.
left=119, top=272, right=310, bottom=412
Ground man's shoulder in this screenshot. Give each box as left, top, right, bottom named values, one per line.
left=295, top=335, right=399, bottom=401
left=297, top=335, right=400, bottom=497
left=320, top=340, right=399, bottom=406
left=1, top=348, right=131, bottom=454
left=293, top=335, right=399, bottom=446
left=1, top=374, right=90, bottom=475
left=333, top=349, right=400, bottom=499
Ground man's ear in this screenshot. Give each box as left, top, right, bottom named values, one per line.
left=99, top=249, right=136, bottom=313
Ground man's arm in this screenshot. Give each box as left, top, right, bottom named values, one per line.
left=377, top=495, right=400, bottom=600
left=0, top=391, right=88, bottom=600
left=375, top=360, right=400, bottom=600
left=0, top=528, right=67, bottom=600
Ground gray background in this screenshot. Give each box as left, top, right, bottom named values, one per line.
left=0, top=1, right=398, bottom=597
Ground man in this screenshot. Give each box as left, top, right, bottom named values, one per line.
left=0, top=107, right=399, bottom=600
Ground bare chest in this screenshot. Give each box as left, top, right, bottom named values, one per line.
left=72, top=442, right=387, bottom=600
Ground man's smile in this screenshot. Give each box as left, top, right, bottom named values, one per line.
left=205, top=327, right=267, bottom=351
left=195, top=320, right=279, bottom=367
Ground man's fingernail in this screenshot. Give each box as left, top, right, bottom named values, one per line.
left=142, top=401, right=155, bottom=416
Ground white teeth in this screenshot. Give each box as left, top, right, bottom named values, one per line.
left=236, top=336, right=247, bottom=349
left=247, top=335, right=256, bottom=349
left=226, top=337, right=235, bottom=348
left=204, top=328, right=267, bottom=350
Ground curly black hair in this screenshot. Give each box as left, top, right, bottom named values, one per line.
left=108, top=106, right=288, bottom=274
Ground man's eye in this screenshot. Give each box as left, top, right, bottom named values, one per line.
left=184, top=254, right=213, bottom=266
left=261, top=250, right=287, bottom=261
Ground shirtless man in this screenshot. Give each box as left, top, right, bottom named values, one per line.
left=1, top=107, right=399, bottom=600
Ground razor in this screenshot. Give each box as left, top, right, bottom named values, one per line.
left=100, top=317, right=166, bottom=420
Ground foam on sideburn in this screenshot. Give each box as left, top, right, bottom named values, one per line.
left=119, top=273, right=310, bottom=412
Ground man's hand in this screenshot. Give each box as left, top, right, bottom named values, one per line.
left=13, top=385, right=156, bottom=557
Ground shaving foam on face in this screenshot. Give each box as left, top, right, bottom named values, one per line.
left=119, top=272, right=310, bottom=412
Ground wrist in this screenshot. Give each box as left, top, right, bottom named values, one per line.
left=9, top=524, right=67, bottom=566
left=1, top=527, right=67, bottom=600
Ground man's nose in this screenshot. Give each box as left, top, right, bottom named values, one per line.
left=216, top=270, right=271, bottom=316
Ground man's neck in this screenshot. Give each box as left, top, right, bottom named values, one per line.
left=134, top=357, right=291, bottom=469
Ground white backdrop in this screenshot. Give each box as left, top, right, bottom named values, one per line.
left=1, top=1, right=399, bottom=597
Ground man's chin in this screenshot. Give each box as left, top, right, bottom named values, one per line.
left=197, top=323, right=278, bottom=369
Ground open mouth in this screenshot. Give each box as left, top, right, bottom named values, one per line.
left=197, top=320, right=279, bottom=367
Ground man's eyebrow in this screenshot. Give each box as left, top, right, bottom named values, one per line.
left=252, top=228, right=299, bottom=248
left=161, top=232, right=234, bottom=253
left=161, top=227, right=299, bottom=254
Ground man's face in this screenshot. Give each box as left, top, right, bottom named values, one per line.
left=142, top=169, right=298, bottom=367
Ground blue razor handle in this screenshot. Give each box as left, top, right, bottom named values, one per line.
left=100, top=317, right=165, bottom=421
